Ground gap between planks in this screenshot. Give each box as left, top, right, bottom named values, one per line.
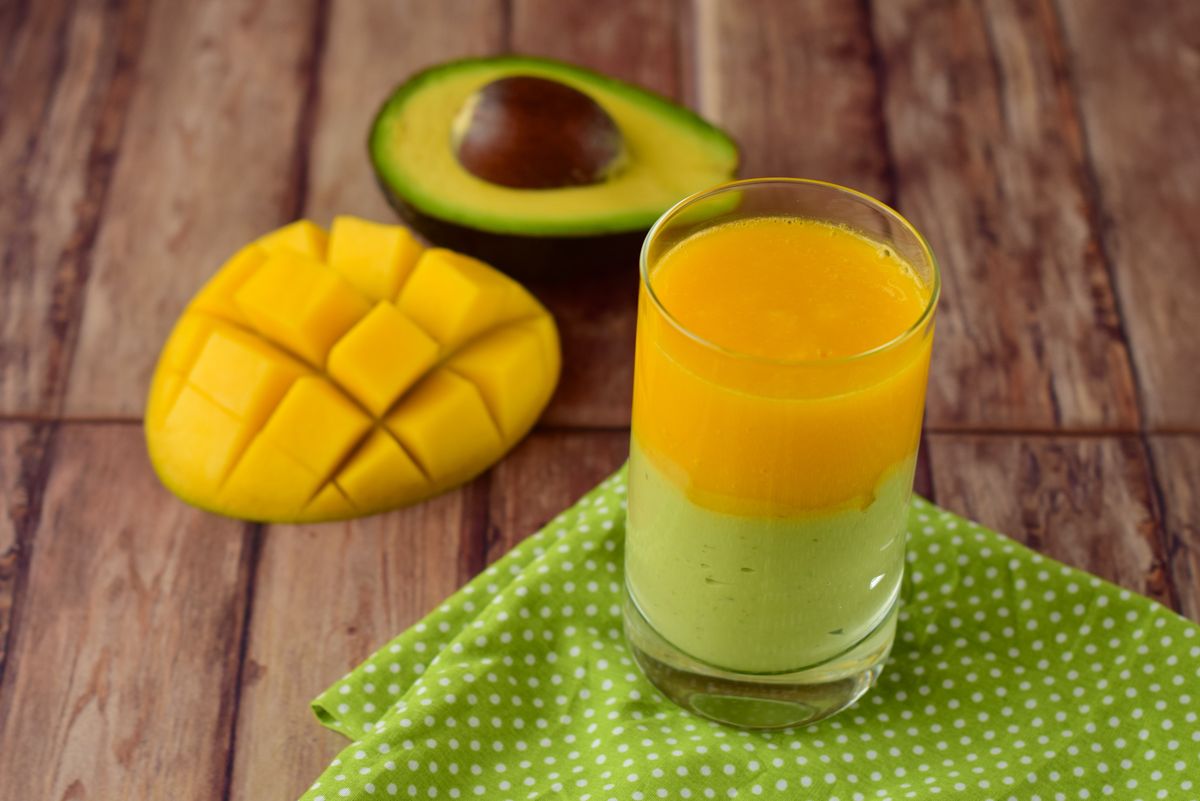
left=5, top=415, right=1200, bottom=438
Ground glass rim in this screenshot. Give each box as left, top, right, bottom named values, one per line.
left=639, top=177, right=942, bottom=367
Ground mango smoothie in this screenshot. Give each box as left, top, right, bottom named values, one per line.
left=626, top=214, right=935, bottom=677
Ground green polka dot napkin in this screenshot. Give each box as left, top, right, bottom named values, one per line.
left=300, top=468, right=1199, bottom=801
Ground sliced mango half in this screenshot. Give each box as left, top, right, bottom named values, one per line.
left=145, top=216, right=560, bottom=522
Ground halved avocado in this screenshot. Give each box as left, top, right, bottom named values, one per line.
left=370, top=55, right=738, bottom=272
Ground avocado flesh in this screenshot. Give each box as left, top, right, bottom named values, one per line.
left=370, top=56, right=739, bottom=238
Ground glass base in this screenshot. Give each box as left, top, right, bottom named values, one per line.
left=623, top=584, right=897, bottom=730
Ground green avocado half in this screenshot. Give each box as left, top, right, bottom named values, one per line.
left=369, top=55, right=739, bottom=272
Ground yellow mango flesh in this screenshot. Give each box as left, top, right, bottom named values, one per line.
left=145, top=217, right=559, bottom=522
left=327, top=301, right=440, bottom=417
left=328, top=215, right=423, bottom=301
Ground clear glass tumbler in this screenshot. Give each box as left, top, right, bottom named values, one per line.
left=623, top=178, right=939, bottom=729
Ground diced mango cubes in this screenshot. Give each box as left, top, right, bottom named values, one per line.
left=398, top=249, right=538, bottom=349
left=153, top=385, right=254, bottom=496
left=257, top=376, right=373, bottom=478
left=446, top=319, right=558, bottom=439
left=144, top=216, right=559, bottom=523
left=234, top=252, right=372, bottom=367
left=335, top=430, right=427, bottom=511
left=256, top=219, right=329, bottom=260
left=328, top=302, right=439, bottom=416
left=385, top=368, right=503, bottom=486
left=188, top=326, right=306, bottom=428
left=190, top=244, right=267, bottom=323
left=219, top=437, right=325, bottom=513
left=328, top=215, right=423, bottom=301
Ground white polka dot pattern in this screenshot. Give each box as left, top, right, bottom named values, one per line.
left=302, top=468, right=1200, bottom=800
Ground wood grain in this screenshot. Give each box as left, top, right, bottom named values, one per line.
left=0, top=427, right=18, bottom=672
left=0, top=423, right=39, bottom=676
left=1057, top=0, right=1200, bottom=430
left=695, top=0, right=891, bottom=198
left=1147, top=435, right=1200, bottom=621
left=928, top=434, right=1175, bottom=611
left=487, top=430, right=630, bottom=562
left=512, top=0, right=682, bottom=94
left=871, top=0, right=1139, bottom=430
left=0, top=424, right=254, bottom=798
left=0, top=0, right=145, bottom=415
left=914, top=436, right=933, bottom=501
left=512, top=0, right=685, bottom=428
left=227, top=486, right=479, bottom=801
left=63, top=0, right=320, bottom=417
left=303, top=0, right=504, bottom=224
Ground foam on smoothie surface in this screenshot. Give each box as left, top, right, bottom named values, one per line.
left=650, top=217, right=929, bottom=362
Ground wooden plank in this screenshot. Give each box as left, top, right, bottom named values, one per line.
left=0, top=426, right=19, bottom=673
left=303, top=0, right=504, bottom=223
left=927, top=434, right=1174, bottom=610
left=0, top=424, right=253, bottom=798
left=689, top=0, right=929, bottom=502
left=0, top=0, right=145, bottom=415
left=871, top=0, right=1139, bottom=430
left=227, top=431, right=625, bottom=801
left=0, top=0, right=20, bottom=53
left=487, top=430, right=630, bottom=562
left=1147, top=435, right=1200, bottom=621
left=1057, top=1, right=1200, bottom=429
left=512, top=0, right=682, bottom=92
left=226, top=6, right=504, bottom=799
left=696, top=0, right=891, bottom=198
left=914, top=435, right=933, bottom=501
left=688, top=0, right=932, bottom=501
left=227, top=485, right=479, bottom=801
left=511, top=0, right=686, bottom=428
left=63, top=0, right=320, bottom=418
left=529, top=266, right=641, bottom=429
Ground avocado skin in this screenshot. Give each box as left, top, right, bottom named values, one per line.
left=368, top=55, right=738, bottom=267
left=379, top=175, right=647, bottom=277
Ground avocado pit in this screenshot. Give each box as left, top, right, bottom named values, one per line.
left=452, top=75, right=626, bottom=189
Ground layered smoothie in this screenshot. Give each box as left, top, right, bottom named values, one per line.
left=626, top=215, right=934, bottom=675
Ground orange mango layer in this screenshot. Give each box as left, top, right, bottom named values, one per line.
left=632, top=217, right=934, bottom=516
left=146, top=217, right=560, bottom=523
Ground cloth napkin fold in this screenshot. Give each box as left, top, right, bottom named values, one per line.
left=300, top=468, right=1199, bottom=801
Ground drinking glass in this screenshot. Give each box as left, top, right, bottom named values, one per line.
left=623, top=178, right=939, bottom=729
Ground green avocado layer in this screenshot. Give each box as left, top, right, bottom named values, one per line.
left=625, top=437, right=912, bottom=674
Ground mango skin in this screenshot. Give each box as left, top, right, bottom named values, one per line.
left=145, top=217, right=560, bottom=523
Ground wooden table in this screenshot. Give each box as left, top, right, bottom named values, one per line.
left=1, top=0, right=1197, bottom=797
